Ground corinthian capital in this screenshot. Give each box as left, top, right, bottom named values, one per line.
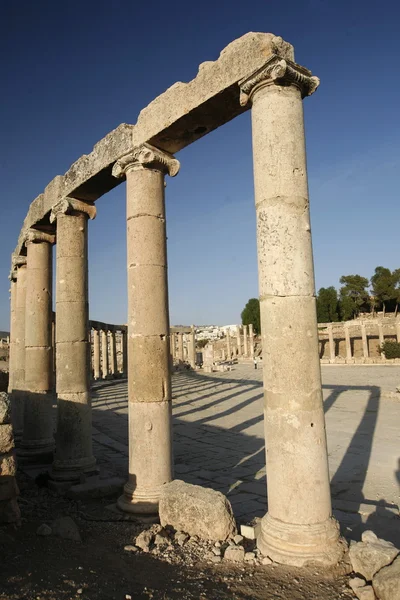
left=50, top=197, right=96, bottom=223
left=112, top=144, right=180, bottom=179
left=24, top=229, right=56, bottom=245
left=239, top=56, right=320, bottom=105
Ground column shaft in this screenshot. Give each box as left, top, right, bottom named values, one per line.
left=189, top=327, right=196, bottom=368
left=110, top=330, right=117, bottom=376
left=243, top=325, right=248, bottom=357
left=20, top=238, right=55, bottom=461
left=344, top=324, right=352, bottom=360
left=122, top=328, right=128, bottom=377
left=236, top=326, right=241, bottom=356
left=247, top=75, right=341, bottom=565
left=7, top=279, right=17, bottom=402
left=52, top=210, right=96, bottom=481
left=249, top=324, right=255, bottom=358
left=396, top=320, right=400, bottom=343
left=101, top=330, right=109, bottom=379
left=328, top=324, right=335, bottom=362
left=361, top=323, right=369, bottom=358
left=93, top=329, right=100, bottom=379
left=13, top=263, right=27, bottom=440
left=226, top=331, right=231, bottom=359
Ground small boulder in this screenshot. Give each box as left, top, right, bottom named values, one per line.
left=373, top=555, right=400, bottom=600
left=36, top=523, right=52, bottom=536
left=349, top=531, right=399, bottom=581
left=0, top=393, right=11, bottom=424
left=135, top=530, right=153, bottom=552
left=124, top=545, right=138, bottom=553
left=349, top=577, right=367, bottom=592
left=224, top=545, right=245, bottom=563
left=52, top=516, right=81, bottom=542
left=354, top=585, right=376, bottom=600
left=174, top=532, right=189, bottom=547
left=233, top=534, right=244, bottom=545
left=159, top=480, right=236, bottom=541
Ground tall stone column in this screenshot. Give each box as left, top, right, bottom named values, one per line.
left=378, top=322, right=384, bottom=346
left=240, top=56, right=342, bottom=566
left=361, top=323, right=369, bottom=359
left=249, top=324, right=255, bottom=358
left=7, top=272, right=17, bottom=408
left=396, top=319, right=400, bottom=343
left=344, top=324, right=352, bottom=361
left=113, top=144, right=179, bottom=514
left=236, top=325, right=241, bottom=356
left=101, top=330, right=109, bottom=379
left=243, top=325, right=248, bottom=357
left=50, top=198, right=97, bottom=482
left=122, top=328, right=128, bottom=377
left=93, top=329, right=100, bottom=380
left=110, top=330, right=118, bottom=376
left=189, top=326, right=196, bottom=368
left=178, top=333, right=184, bottom=363
left=327, top=324, right=335, bottom=362
left=226, top=330, right=231, bottom=359
left=20, top=230, right=55, bottom=462
left=12, top=257, right=27, bottom=441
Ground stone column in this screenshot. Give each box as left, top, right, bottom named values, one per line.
left=236, top=325, right=241, bottom=356
left=243, top=325, right=248, bottom=357
left=101, top=330, right=109, bottom=379
left=249, top=324, right=255, bottom=358
left=240, top=55, right=342, bottom=566
left=344, top=323, right=352, bottom=360
left=50, top=198, right=97, bottom=482
left=327, top=324, right=335, bottom=362
left=189, top=326, right=196, bottom=368
left=122, top=328, right=128, bottom=377
left=110, top=330, right=118, bottom=377
left=93, top=329, right=100, bottom=380
left=226, top=330, right=231, bottom=359
left=112, top=143, right=179, bottom=514
left=378, top=322, right=384, bottom=347
left=361, top=323, right=369, bottom=359
left=12, top=257, right=27, bottom=441
left=20, top=230, right=55, bottom=462
left=178, top=333, right=184, bottom=363
left=7, top=273, right=17, bottom=409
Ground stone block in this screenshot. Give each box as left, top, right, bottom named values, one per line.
left=349, top=531, right=399, bottom=581
left=0, top=425, right=14, bottom=454
left=0, top=452, right=17, bottom=477
left=159, top=479, right=236, bottom=541
left=373, top=555, right=400, bottom=600
left=0, top=393, right=11, bottom=424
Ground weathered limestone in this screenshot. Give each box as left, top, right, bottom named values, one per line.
left=240, top=55, right=343, bottom=566
left=7, top=276, right=17, bottom=413
left=12, top=257, right=27, bottom=441
left=327, top=324, right=335, bottom=362
left=189, top=327, right=196, bottom=369
left=19, top=230, right=55, bottom=462
left=344, top=323, right=352, bottom=361
left=236, top=326, right=241, bottom=356
left=112, top=143, right=179, bottom=514
left=50, top=198, right=97, bottom=482
left=177, top=333, right=184, bottom=363
left=243, top=325, right=248, bottom=357
left=226, top=330, right=231, bottom=359
left=110, top=330, right=117, bottom=376
left=101, top=330, right=109, bottom=378
left=361, top=323, right=369, bottom=359
left=0, top=393, right=20, bottom=524
left=396, top=320, right=400, bottom=344
left=349, top=530, right=399, bottom=582
left=122, top=329, right=128, bottom=377
left=248, top=324, right=255, bottom=358
left=93, top=329, right=100, bottom=380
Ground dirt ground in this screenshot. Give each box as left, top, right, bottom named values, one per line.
left=0, top=475, right=354, bottom=600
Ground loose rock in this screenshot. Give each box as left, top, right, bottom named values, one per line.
left=124, top=545, right=138, bottom=553
left=52, top=516, right=81, bottom=542
left=174, top=532, right=189, bottom=547
left=36, top=523, right=52, bottom=536
left=233, top=534, right=244, bottom=545
left=373, top=555, right=400, bottom=600
left=135, top=530, right=153, bottom=552
left=349, top=531, right=399, bottom=581
left=353, top=585, right=376, bottom=600
left=224, top=545, right=245, bottom=563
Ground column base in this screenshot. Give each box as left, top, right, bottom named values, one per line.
left=117, top=481, right=160, bottom=515
left=17, top=438, right=55, bottom=464
left=50, top=455, right=98, bottom=483
left=257, top=512, right=345, bottom=567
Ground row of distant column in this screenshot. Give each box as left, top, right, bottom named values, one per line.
left=325, top=321, right=400, bottom=362
left=170, top=329, right=196, bottom=368
left=92, top=326, right=128, bottom=380
left=229, top=324, right=255, bottom=359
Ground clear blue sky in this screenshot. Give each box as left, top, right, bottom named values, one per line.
left=1, top=0, right=399, bottom=330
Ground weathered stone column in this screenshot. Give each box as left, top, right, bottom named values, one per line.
left=178, top=333, right=184, bottom=363
left=344, top=323, right=352, bottom=361
left=327, top=324, right=335, bottom=362
left=110, top=330, right=118, bottom=376
left=113, top=144, right=179, bottom=514
left=50, top=198, right=96, bottom=482
left=378, top=322, right=384, bottom=347
left=226, top=330, right=231, bottom=359
left=361, top=323, right=369, bottom=359
left=396, top=319, right=400, bottom=343
left=12, top=257, right=27, bottom=441
left=7, top=272, right=17, bottom=412
left=122, top=328, right=128, bottom=377
left=189, top=326, right=196, bottom=368
left=249, top=324, right=255, bottom=358
left=243, top=325, right=248, bottom=357
left=240, top=55, right=342, bottom=566
left=93, top=329, right=100, bottom=380
left=20, top=230, right=55, bottom=462
left=101, top=330, right=109, bottom=379
left=236, top=325, right=241, bottom=356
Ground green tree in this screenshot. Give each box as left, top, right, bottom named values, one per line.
left=338, top=295, right=355, bottom=321
left=371, top=266, right=400, bottom=316
left=241, top=298, right=261, bottom=334
left=316, top=287, right=339, bottom=323
left=339, top=274, right=370, bottom=318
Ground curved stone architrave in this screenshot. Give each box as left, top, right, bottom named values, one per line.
left=13, top=32, right=297, bottom=259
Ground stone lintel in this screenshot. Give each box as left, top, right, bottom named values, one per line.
left=14, top=32, right=296, bottom=257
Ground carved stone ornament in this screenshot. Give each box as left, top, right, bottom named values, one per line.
left=239, top=55, right=320, bottom=105
left=24, top=229, right=56, bottom=245
left=50, top=197, right=97, bottom=224
left=112, top=143, right=180, bottom=179
left=9, top=254, right=27, bottom=280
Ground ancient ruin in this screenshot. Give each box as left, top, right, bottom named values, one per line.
left=5, top=32, right=348, bottom=567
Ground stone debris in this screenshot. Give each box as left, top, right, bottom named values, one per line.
left=135, top=530, right=153, bottom=552
left=124, top=545, right=138, bottom=553
left=223, top=545, right=245, bottom=563
left=174, top=531, right=189, bottom=547
left=353, top=585, right=376, bottom=600
left=349, top=531, right=399, bottom=581
left=52, top=516, right=81, bottom=542
left=0, top=392, right=20, bottom=524
left=36, top=523, right=52, bottom=536
left=372, top=555, right=400, bottom=600
left=240, top=522, right=261, bottom=540
left=233, top=534, right=244, bottom=545
left=159, top=479, right=237, bottom=541
left=349, top=577, right=367, bottom=592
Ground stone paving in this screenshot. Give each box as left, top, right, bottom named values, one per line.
left=91, top=364, right=400, bottom=543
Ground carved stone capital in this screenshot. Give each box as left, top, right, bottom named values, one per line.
left=50, top=197, right=96, bottom=224
left=239, top=56, right=320, bottom=105
left=24, top=229, right=56, bottom=245
left=9, top=255, right=27, bottom=280
left=112, top=144, right=180, bottom=179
